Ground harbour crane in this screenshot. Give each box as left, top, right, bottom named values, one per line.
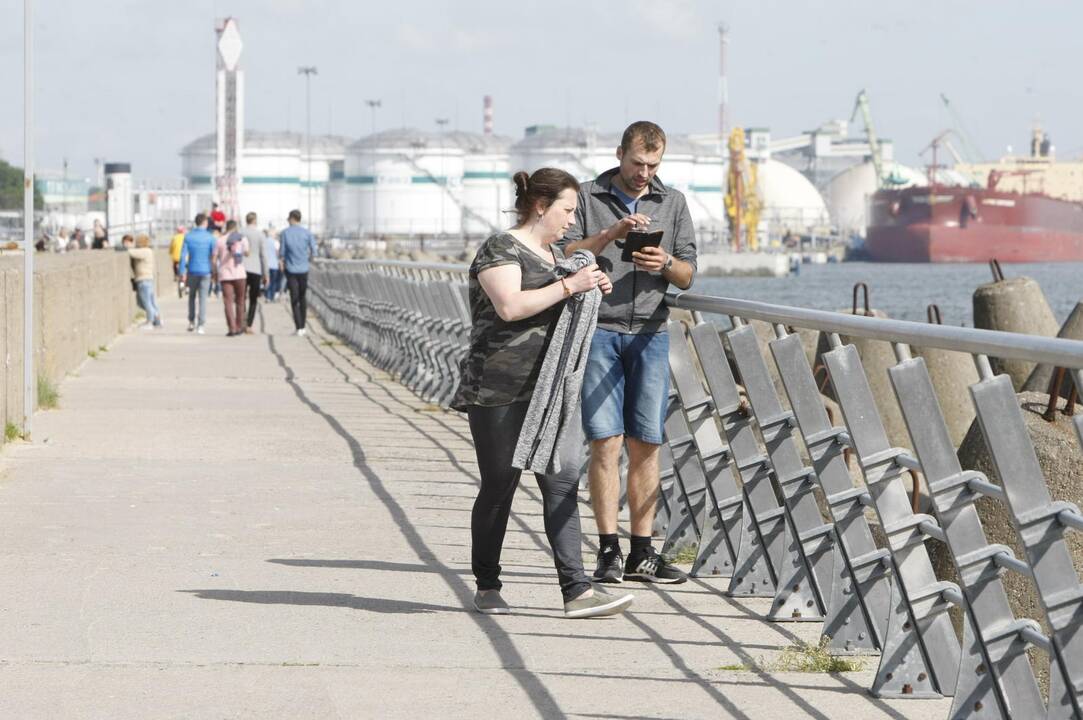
left=850, top=89, right=885, bottom=189
left=939, top=93, right=984, bottom=162
left=723, top=127, right=762, bottom=251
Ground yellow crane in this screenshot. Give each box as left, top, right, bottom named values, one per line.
left=724, top=127, right=762, bottom=251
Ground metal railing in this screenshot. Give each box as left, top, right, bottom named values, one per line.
left=309, top=258, right=1083, bottom=718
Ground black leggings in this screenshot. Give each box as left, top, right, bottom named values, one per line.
left=245, top=273, right=262, bottom=328
left=286, top=271, right=308, bottom=330
left=467, top=402, right=590, bottom=601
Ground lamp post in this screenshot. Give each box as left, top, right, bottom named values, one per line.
left=435, top=117, right=449, bottom=238
left=365, top=99, right=381, bottom=237
left=22, top=0, right=34, bottom=437
left=297, top=66, right=317, bottom=231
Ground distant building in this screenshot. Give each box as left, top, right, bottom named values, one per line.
left=35, top=173, right=90, bottom=214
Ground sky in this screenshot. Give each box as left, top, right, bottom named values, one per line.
left=0, top=0, right=1079, bottom=182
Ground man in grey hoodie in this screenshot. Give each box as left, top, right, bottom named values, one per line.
left=561, top=121, right=697, bottom=585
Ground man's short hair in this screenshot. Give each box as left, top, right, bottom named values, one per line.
left=288, top=209, right=302, bottom=222
left=245, top=212, right=257, bottom=225
left=225, top=219, right=237, bottom=232
left=621, top=121, right=666, bottom=153
left=194, top=212, right=207, bottom=226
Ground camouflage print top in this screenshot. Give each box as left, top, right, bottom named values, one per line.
left=451, top=233, right=565, bottom=411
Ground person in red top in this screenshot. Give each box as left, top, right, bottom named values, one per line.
left=209, top=203, right=227, bottom=233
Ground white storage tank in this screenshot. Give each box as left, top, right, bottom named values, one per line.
left=446, top=131, right=513, bottom=235
left=757, top=160, right=830, bottom=233
left=180, top=133, right=216, bottom=197
left=825, top=161, right=927, bottom=237
left=326, top=160, right=348, bottom=235
left=509, top=127, right=621, bottom=182
left=345, top=128, right=465, bottom=236
left=240, top=131, right=302, bottom=231
left=300, top=134, right=351, bottom=234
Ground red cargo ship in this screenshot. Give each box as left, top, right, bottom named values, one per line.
left=865, top=184, right=1083, bottom=263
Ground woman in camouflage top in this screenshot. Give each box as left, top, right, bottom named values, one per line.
left=451, top=168, right=633, bottom=619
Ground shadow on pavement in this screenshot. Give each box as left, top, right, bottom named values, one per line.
left=181, top=589, right=462, bottom=614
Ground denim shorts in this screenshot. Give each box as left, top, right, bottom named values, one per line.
left=581, top=328, right=670, bottom=445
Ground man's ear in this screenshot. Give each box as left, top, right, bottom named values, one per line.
left=616, top=146, right=623, bottom=163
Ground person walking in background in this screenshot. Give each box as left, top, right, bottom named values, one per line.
left=263, top=226, right=280, bottom=303
left=129, top=234, right=162, bottom=329
left=240, top=212, right=267, bottom=333
left=209, top=202, right=226, bottom=233
left=91, top=219, right=108, bottom=250
left=210, top=227, right=223, bottom=298
left=170, top=224, right=187, bottom=298
left=179, top=213, right=216, bottom=335
left=278, top=209, right=317, bottom=336
left=450, top=168, right=631, bottom=619
left=561, top=121, right=698, bottom=585
left=216, top=219, right=250, bottom=337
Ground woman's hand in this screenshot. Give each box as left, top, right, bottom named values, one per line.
left=564, top=264, right=607, bottom=294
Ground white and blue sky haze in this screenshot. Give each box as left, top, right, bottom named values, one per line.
left=0, top=0, right=1078, bottom=180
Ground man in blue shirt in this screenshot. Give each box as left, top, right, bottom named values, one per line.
left=178, top=213, right=217, bottom=334
left=279, top=209, right=318, bottom=336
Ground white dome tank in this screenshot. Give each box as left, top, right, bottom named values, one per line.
left=825, top=161, right=926, bottom=237
left=757, top=160, right=830, bottom=232
left=345, top=129, right=465, bottom=236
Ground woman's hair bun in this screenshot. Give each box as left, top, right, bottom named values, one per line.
left=512, top=171, right=530, bottom=198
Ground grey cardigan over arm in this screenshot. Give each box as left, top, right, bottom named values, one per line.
left=512, top=250, right=602, bottom=475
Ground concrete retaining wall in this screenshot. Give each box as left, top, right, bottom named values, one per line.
left=0, top=248, right=172, bottom=444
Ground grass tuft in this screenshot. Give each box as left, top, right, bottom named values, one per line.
left=669, top=544, right=699, bottom=565
left=87, top=349, right=98, bottom=359
left=718, top=637, right=864, bottom=674
left=37, top=376, right=60, bottom=410
left=5, top=422, right=22, bottom=442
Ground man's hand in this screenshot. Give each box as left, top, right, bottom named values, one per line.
left=606, top=213, right=652, bottom=244
left=262, top=275, right=269, bottom=289
left=632, top=245, right=669, bottom=272
left=180, top=275, right=187, bottom=286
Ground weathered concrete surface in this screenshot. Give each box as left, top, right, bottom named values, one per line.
left=930, top=390, right=1083, bottom=694
left=0, top=249, right=172, bottom=445
left=1022, top=300, right=1083, bottom=396
left=0, top=293, right=951, bottom=719
left=972, top=276, right=1059, bottom=389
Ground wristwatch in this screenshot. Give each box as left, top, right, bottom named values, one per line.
left=662, top=254, right=674, bottom=272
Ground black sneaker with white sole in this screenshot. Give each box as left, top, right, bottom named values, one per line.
left=624, top=547, right=688, bottom=584
left=593, top=546, right=624, bottom=584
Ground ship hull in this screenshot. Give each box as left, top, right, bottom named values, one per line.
left=866, top=187, right=1083, bottom=263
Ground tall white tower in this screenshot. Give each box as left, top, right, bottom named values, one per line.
left=215, top=17, right=245, bottom=221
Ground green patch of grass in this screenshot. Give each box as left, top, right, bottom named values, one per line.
left=37, top=376, right=59, bottom=410
left=320, top=340, right=339, bottom=347
left=5, top=422, right=23, bottom=442
left=718, top=637, right=864, bottom=674
left=668, top=544, right=699, bottom=565
left=98, top=345, right=108, bottom=353
left=87, top=349, right=98, bottom=359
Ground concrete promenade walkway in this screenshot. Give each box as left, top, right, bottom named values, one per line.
left=0, top=292, right=952, bottom=719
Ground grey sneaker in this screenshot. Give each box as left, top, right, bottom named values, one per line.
left=563, top=587, right=634, bottom=619
left=472, top=590, right=510, bottom=615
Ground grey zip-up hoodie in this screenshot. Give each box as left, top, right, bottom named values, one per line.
left=512, top=250, right=601, bottom=475
left=560, top=168, right=697, bottom=334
